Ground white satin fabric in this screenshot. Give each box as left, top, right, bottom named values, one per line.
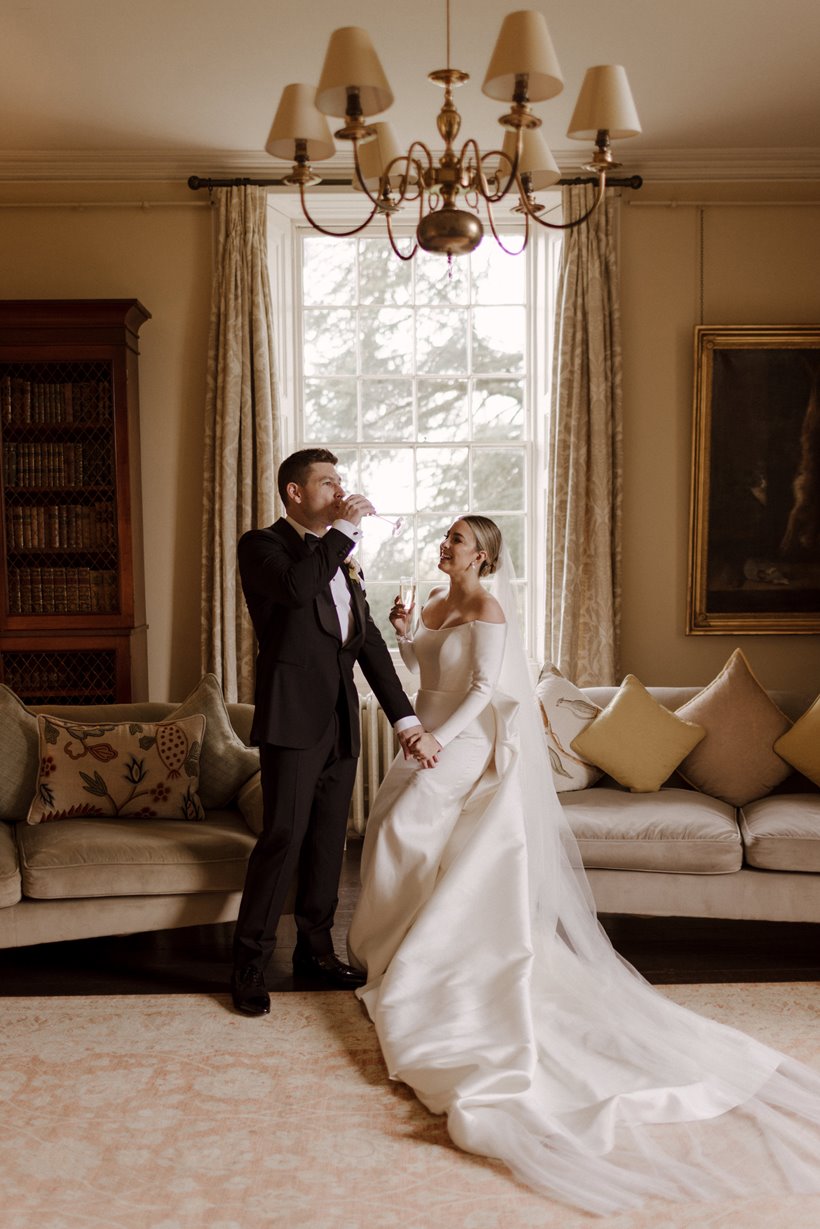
left=347, top=616, right=820, bottom=1215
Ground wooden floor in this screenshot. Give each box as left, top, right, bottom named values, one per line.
left=1, top=839, right=819, bottom=996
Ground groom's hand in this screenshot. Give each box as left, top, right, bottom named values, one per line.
left=397, top=723, right=424, bottom=760
left=337, top=493, right=375, bottom=526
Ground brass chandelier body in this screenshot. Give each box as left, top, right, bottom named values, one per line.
left=266, top=3, right=641, bottom=259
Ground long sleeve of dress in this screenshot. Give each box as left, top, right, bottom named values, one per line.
left=430, top=622, right=506, bottom=748
left=396, top=636, right=420, bottom=674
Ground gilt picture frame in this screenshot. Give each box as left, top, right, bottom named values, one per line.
left=687, top=325, right=820, bottom=634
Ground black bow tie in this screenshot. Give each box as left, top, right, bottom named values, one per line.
left=304, top=533, right=321, bottom=550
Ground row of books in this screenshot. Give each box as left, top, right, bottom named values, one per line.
left=0, top=663, right=115, bottom=698
left=1, top=375, right=112, bottom=426
left=5, top=502, right=117, bottom=551
left=7, top=567, right=119, bottom=615
left=3, top=442, right=112, bottom=489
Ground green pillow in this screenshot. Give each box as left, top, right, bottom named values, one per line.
left=0, top=685, right=40, bottom=821
left=168, top=674, right=258, bottom=809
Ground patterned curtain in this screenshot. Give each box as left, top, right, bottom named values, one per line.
left=545, top=184, right=623, bottom=685
left=201, top=186, right=278, bottom=702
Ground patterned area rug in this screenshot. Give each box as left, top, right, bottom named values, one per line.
left=2, top=984, right=819, bottom=1229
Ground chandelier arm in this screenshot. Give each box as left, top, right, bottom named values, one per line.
left=485, top=194, right=529, bottom=256
left=386, top=210, right=419, bottom=262
left=523, top=172, right=608, bottom=231
left=297, top=181, right=381, bottom=237
left=460, top=136, right=520, bottom=204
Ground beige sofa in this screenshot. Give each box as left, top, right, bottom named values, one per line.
left=562, top=686, right=820, bottom=924
left=0, top=682, right=264, bottom=949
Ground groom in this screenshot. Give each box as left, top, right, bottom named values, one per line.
left=231, top=448, right=422, bottom=1015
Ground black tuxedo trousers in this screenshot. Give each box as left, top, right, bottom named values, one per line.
left=233, top=519, right=414, bottom=970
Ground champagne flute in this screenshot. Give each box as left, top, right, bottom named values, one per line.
left=400, top=575, right=417, bottom=611
left=371, top=513, right=404, bottom=537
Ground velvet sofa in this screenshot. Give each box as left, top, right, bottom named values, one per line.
left=0, top=676, right=264, bottom=949
left=544, top=665, right=820, bottom=924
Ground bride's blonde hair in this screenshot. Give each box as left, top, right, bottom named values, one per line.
left=461, top=515, right=503, bottom=577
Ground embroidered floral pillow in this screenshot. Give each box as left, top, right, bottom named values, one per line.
left=27, top=715, right=206, bottom=824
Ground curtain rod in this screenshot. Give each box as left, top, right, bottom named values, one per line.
left=187, top=174, right=643, bottom=191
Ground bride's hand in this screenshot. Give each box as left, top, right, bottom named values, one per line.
left=410, top=731, right=441, bottom=769
left=389, top=594, right=414, bottom=638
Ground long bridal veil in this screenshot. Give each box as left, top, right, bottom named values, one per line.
left=443, top=546, right=820, bottom=1215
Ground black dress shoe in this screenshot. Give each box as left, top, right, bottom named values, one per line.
left=231, top=965, right=271, bottom=1016
left=292, top=951, right=366, bottom=988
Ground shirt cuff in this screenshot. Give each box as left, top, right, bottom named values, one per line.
left=331, top=518, right=361, bottom=544
left=394, top=715, right=420, bottom=733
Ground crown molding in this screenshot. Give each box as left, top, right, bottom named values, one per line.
left=0, top=145, right=818, bottom=185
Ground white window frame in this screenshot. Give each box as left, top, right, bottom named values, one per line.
left=266, top=192, right=560, bottom=663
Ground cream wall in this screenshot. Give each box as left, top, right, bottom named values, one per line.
left=619, top=181, right=820, bottom=694
left=1, top=178, right=819, bottom=700
left=0, top=181, right=212, bottom=700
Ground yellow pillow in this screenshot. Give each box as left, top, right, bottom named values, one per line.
left=571, top=674, right=705, bottom=793
left=774, top=694, right=820, bottom=787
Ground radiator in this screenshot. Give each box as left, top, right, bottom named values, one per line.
left=349, top=693, right=398, bottom=835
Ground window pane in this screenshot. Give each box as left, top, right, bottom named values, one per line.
left=304, top=378, right=357, bottom=442
left=360, top=447, right=415, bottom=512
left=417, top=447, right=469, bottom=513
left=415, top=250, right=469, bottom=305
left=359, top=516, right=415, bottom=580
left=471, top=243, right=527, bottom=305
left=416, top=308, right=468, bottom=374
left=361, top=581, right=396, bottom=643
left=359, top=238, right=413, bottom=305
left=360, top=307, right=414, bottom=375
left=362, top=378, right=413, bottom=440
left=417, top=379, right=468, bottom=442
left=472, top=305, right=526, bottom=374
left=334, top=449, right=360, bottom=492
left=302, top=237, right=357, bottom=305
left=416, top=515, right=461, bottom=584
left=472, top=379, right=524, bottom=440
left=304, top=308, right=357, bottom=375
left=472, top=449, right=525, bottom=510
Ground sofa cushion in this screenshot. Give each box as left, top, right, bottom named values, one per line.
left=739, top=795, right=820, bottom=873
left=676, top=649, right=791, bottom=806
left=27, top=715, right=206, bottom=824
left=0, top=685, right=40, bottom=822
left=17, top=812, right=255, bottom=899
left=560, top=788, right=743, bottom=873
left=570, top=675, right=705, bottom=792
left=167, top=674, right=259, bottom=809
left=535, top=665, right=602, bottom=792
left=773, top=694, right=820, bottom=788
left=0, top=821, right=22, bottom=908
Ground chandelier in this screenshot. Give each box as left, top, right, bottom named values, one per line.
left=265, top=3, right=641, bottom=259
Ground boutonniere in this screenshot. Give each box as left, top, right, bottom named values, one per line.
left=345, top=559, right=362, bottom=586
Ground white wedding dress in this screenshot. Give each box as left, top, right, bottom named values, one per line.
left=347, top=567, right=820, bottom=1216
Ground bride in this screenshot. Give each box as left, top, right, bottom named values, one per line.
left=347, top=515, right=820, bottom=1216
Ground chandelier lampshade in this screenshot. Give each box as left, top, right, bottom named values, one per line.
left=351, top=122, right=405, bottom=192
left=567, top=65, right=642, bottom=140
left=501, top=127, right=561, bottom=189
left=482, top=9, right=564, bottom=104
left=315, top=26, right=394, bottom=121
left=265, top=83, right=336, bottom=162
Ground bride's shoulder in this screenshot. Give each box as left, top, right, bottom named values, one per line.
left=476, top=593, right=506, bottom=625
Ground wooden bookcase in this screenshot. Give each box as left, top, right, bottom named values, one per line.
left=0, top=300, right=150, bottom=704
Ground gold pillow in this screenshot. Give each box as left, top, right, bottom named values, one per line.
left=773, top=693, right=820, bottom=787
left=570, top=674, right=705, bottom=793
left=27, top=714, right=206, bottom=824
left=676, top=649, right=792, bottom=807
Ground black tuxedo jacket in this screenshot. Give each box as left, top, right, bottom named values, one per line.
left=237, top=518, right=414, bottom=752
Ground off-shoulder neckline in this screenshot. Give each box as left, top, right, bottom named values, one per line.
left=419, top=613, right=507, bottom=632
